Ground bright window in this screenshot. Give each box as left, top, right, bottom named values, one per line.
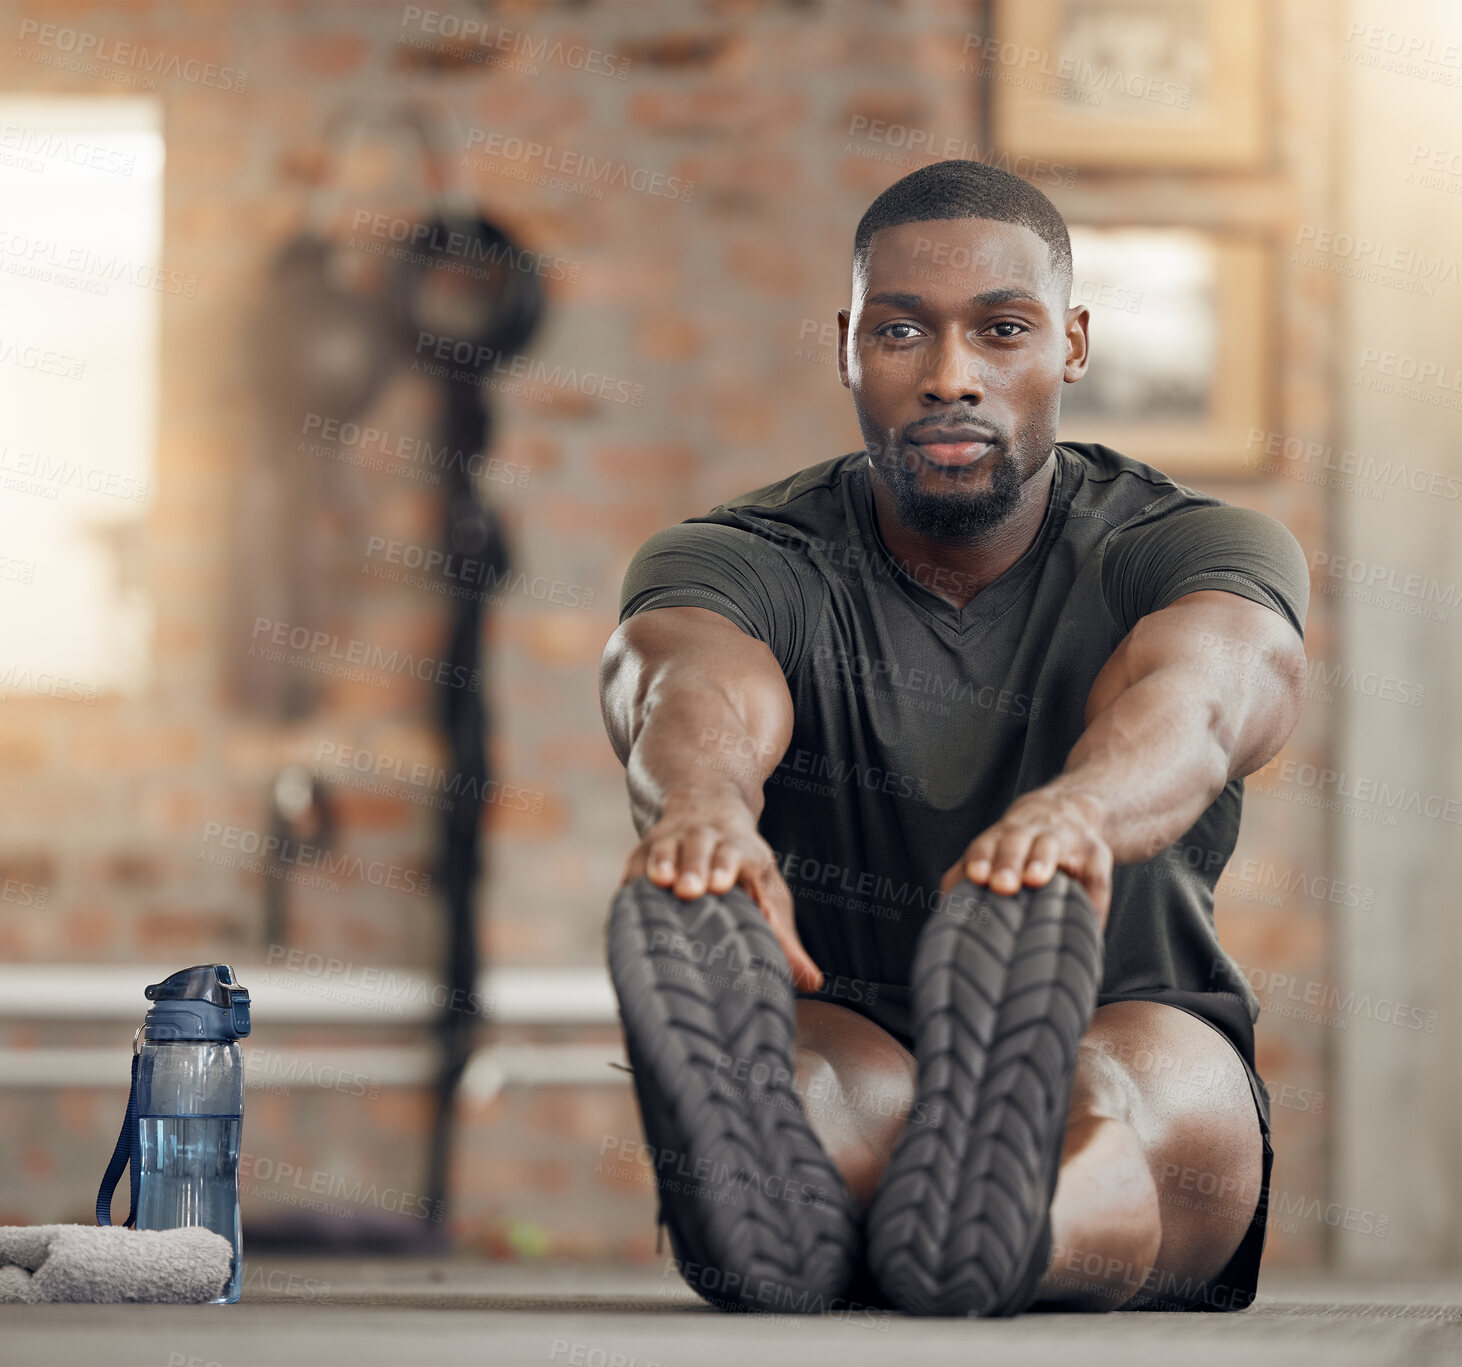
left=0, top=97, right=163, bottom=698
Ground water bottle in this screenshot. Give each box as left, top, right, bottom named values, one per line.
left=97, top=964, right=251, bottom=1304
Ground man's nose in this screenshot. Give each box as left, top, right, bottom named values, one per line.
left=920, top=334, right=984, bottom=405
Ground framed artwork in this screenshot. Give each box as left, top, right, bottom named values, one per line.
left=1057, top=227, right=1271, bottom=476
left=988, top=0, right=1267, bottom=168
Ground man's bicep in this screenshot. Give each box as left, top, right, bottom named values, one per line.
left=1101, top=503, right=1311, bottom=645
left=618, top=522, right=821, bottom=676
left=1086, top=589, right=1306, bottom=777
left=609, top=603, right=792, bottom=693
left=600, top=606, right=795, bottom=764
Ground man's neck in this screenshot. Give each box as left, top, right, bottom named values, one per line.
left=869, top=449, right=1058, bottom=612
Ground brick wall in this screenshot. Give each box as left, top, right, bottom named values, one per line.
left=0, top=0, right=1337, bottom=1267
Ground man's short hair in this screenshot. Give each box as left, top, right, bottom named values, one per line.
left=853, top=158, right=1073, bottom=303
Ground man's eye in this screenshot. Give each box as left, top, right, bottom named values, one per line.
left=987, top=322, right=1027, bottom=338
left=877, top=323, right=921, bottom=340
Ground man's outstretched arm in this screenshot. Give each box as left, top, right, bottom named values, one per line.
left=940, top=589, right=1308, bottom=923
left=600, top=604, right=823, bottom=988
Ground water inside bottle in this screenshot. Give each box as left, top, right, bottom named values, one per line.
left=137, top=1113, right=242, bottom=1304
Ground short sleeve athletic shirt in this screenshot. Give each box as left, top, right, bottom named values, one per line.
left=618, top=443, right=1310, bottom=1042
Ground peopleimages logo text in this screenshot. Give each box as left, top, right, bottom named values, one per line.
left=461, top=130, right=694, bottom=202
left=248, top=617, right=480, bottom=692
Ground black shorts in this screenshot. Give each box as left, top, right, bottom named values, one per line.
left=794, top=980, right=1272, bottom=1313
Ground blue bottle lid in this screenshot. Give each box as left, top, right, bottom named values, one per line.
left=142, top=964, right=251, bottom=1042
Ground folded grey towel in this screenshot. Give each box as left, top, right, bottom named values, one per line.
left=0, top=1224, right=233, bottom=1303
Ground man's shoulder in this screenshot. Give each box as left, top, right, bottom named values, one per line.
left=626, top=452, right=861, bottom=583
left=711, top=450, right=863, bottom=520
left=1061, top=441, right=1298, bottom=554
left=1059, top=440, right=1228, bottom=529
left=666, top=451, right=863, bottom=565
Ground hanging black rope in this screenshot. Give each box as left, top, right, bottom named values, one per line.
left=391, top=211, right=546, bottom=1219
left=426, top=380, right=505, bottom=1212
left=244, top=99, right=550, bottom=1241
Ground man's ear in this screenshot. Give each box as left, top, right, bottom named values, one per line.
left=1063, top=304, right=1090, bottom=383
left=836, top=309, right=851, bottom=389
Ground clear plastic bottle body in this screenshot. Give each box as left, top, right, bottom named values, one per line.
left=134, top=1039, right=244, bottom=1304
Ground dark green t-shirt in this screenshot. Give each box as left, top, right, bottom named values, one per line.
left=618, top=442, right=1309, bottom=1041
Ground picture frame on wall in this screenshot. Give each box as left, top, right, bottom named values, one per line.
left=1059, top=227, right=1272, bottom=477
left=987, top=0, right=1268, bottom=169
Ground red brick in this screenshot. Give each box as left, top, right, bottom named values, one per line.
left=57, top=905, right=116, bottom=958
left=291, top=31, right=369, bottom=76
left=723, top=238, right=809, bottom=295
left=587, top=442, right=695, bottom=486
left=77, top=726, right=204, bottom=772
left=516, top=1089, right=640, bottom=1147
left=135, top=906, right=252, bottom=956
left=513, top=384, right=600, bottom=420
left=329, top=787, right=416, bottom=832
left=0, top=853, right=54, bottom=891
left=55, top=1089, right=100, bottom=1134
left=671, top=151, right=805, bottom=208
left=632, top=312, right=704, bottom=362
left=513, top=612, right=606, bottom=669
left=485, top=786, right=569, bottom=841
left=836, top=92, right=935, bottom=140
left=465, top=1155, right=578, bottom=1199
left=355, top=1088, right=434, bottom=1138
left=101, top=853, right=165, bottom=889
left=626, top=88, right=806, bottom=138
left=708, top=387, right=777, bottom=444
left=0, top=732, right=47, bottom=771
left=493, top=429, right=563, bottom=481
left=152, top=618, right=208, bottom=659
left=536, top=734, right=620, bottom=778
left=616, top=31, right=746, bottom=72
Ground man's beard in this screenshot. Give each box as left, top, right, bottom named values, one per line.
left=873, top=439, right=1024, bottom=541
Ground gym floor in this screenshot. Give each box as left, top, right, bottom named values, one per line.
left=4, top=1261, right=1460, bottom=1367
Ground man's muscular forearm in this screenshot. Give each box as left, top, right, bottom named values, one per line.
left=1044, top=664, right=1229, bottom=866
left=945, top=592, right=1306, bottom=922
left=619, top=674, right=779, bottom=835
left=942, top=660, right=1231, bottom=921
left=599, top=607, right=822, bottom=987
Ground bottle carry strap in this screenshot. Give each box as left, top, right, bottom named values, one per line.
left=96, top=1046, right=140, bottom=1228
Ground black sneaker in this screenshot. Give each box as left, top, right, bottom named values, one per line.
left=866, top=871, right=1103, bottom=1316
left=606, top=875, right=860, bottom=1313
